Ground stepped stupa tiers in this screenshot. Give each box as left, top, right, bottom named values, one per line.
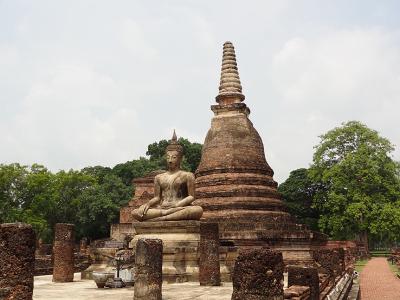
left=195, top=41, right=326, bottom=266
left=195, top=41, right=289, bottom=223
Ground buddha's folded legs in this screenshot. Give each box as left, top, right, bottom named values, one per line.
left=132, top=206, right=203, bottom=222
left=149, top=206, right=203, bottom=221
left=131, top=208, right=162, bottom=221
left=134, top=206, right=203, bottom=222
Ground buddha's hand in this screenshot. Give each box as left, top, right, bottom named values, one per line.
left=138, top=203, right=150, bottom=217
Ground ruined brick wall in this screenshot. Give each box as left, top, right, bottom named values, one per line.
left=287, top=266, right=319, bottom=300
left=0, top=223, right=36, bottom=300
left=52, top=223, right=75, bottom=282
left=35, top=253, right=89, bottom=276
left=324, top=240, right=356, bottom=249
left=199, top=222, right=221, bottom=286
left=37, top=244, right=52, bottom=255
left=312, top=248, right=345, bottom=280
left=231, top=247, right=284, bottom=300
left=322, top=241, right=358, bottom=270
left=34, top=256, right=53, bottom=276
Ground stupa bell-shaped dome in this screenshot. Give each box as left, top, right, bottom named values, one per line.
left=195, top=41, right=289, bottom=222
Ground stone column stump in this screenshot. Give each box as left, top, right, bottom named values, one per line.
left=134, top=238, right=163, bottom=300
left=52, top=223, right=75, bottom=282
left=287, top=266, right=319, bottom=300
left=0, top=223, right=36, bottom=300
left=231, top=248, right=284, bottom=300
left=199, top=222, right=221, bottom=286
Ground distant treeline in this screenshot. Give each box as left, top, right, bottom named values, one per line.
left=0, top=138, right=202, bottom=242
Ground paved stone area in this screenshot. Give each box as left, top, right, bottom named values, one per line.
left=360, top=257, right=400, bottom=299
left=33, top=273, right=232, bottom=300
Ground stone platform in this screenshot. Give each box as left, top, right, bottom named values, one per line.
left=112, top=221, right=201, bottom=283
left=33, top=273, right=233, bottom=300
left=111, top=221, right=237, bottom=282
left=111, top=220, right=324, bottom=282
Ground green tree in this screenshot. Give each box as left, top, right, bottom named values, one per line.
left=112, top=158, right=161, bottom=186
left=178, top=138, right=203, bottom=173
left=309, top=121, right=400, bottom=248
left=146, top=137, right=202, bottom=173
left=278, top=168, right=319, bottom=230
left=75, top=173, right=132, bottom=240
left=0, top=163, right=28, bottom=222
left=82, top=166, right=113, bottom=183
left=0, top=163, right=56, bottom=240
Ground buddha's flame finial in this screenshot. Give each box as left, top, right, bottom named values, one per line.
left=216, top=41, right=245, bottom=103
left=167, top=129, right=183, bottom=154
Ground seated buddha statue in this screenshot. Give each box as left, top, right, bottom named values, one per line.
left=131, top=131, right=203, bottom=222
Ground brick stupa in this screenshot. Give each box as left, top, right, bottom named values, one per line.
left=195, top=41, right=289, bottom=222
left=194, top=42, right=326, bottom=265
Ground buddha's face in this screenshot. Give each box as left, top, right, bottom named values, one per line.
left=166, top=150, right=182, bottom=171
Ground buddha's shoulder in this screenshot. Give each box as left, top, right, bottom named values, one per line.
left=178, top=170, right=195, bottom=180
left=156, top=170, right=194, bottom=181
left=154, top=172, right=167, bottom=180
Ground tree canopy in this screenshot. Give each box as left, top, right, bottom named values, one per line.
left=309, top=121, right=400, bottom=246
left=146, top=137, right=202, bottom=173
left=278, top=168, right=319, bottom=231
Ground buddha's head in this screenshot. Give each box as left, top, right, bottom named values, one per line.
left=166, top=130, right=183, bottom=171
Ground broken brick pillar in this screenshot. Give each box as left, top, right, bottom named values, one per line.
left=134, top=238, right=163, bottom=300
left=231, top=248, right=284, bottom=300
left=287, top=266, right=319, bottom=300
left=52, top=223, right=75, bottom=282
left=199, top=222, right=221, bottom=286
left=0, top=223, right=36, bottom=300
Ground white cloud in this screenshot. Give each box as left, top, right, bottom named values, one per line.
left=1, top=1, right=400, bottom=184
left=265, top=28, right=400, bottom=182
left=118, top=18, right=158, bottom=60
left=0, top=44, right=19, bottom=66
left=1, top=63, right=144, bottom=170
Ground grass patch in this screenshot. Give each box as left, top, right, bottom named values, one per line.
left=387, top=260, right=400, bottom=277
left=355, top=259, right=369, bottom=273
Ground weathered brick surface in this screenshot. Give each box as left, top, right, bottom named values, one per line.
left=35, top=253, right=90, bottom=276
left=312, top=248, right=344, bottom=280
left=231, top=248, right=284, bottom=300
left=0, top=223, right=36, bottom=300
left=199, top=222, right=221, bottom=286
left=37, top=243, right=52, bottom=256
left=287, top=266, right=319, bottom=300
left=52, top=223, right=75, bottom=282
left=134, top=238, right=163, bottom=300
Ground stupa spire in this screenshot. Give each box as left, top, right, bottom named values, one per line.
left=216, top=41, right=245, bottom=103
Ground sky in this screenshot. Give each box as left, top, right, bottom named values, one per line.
left=1, top=0, right=399, bottom=183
